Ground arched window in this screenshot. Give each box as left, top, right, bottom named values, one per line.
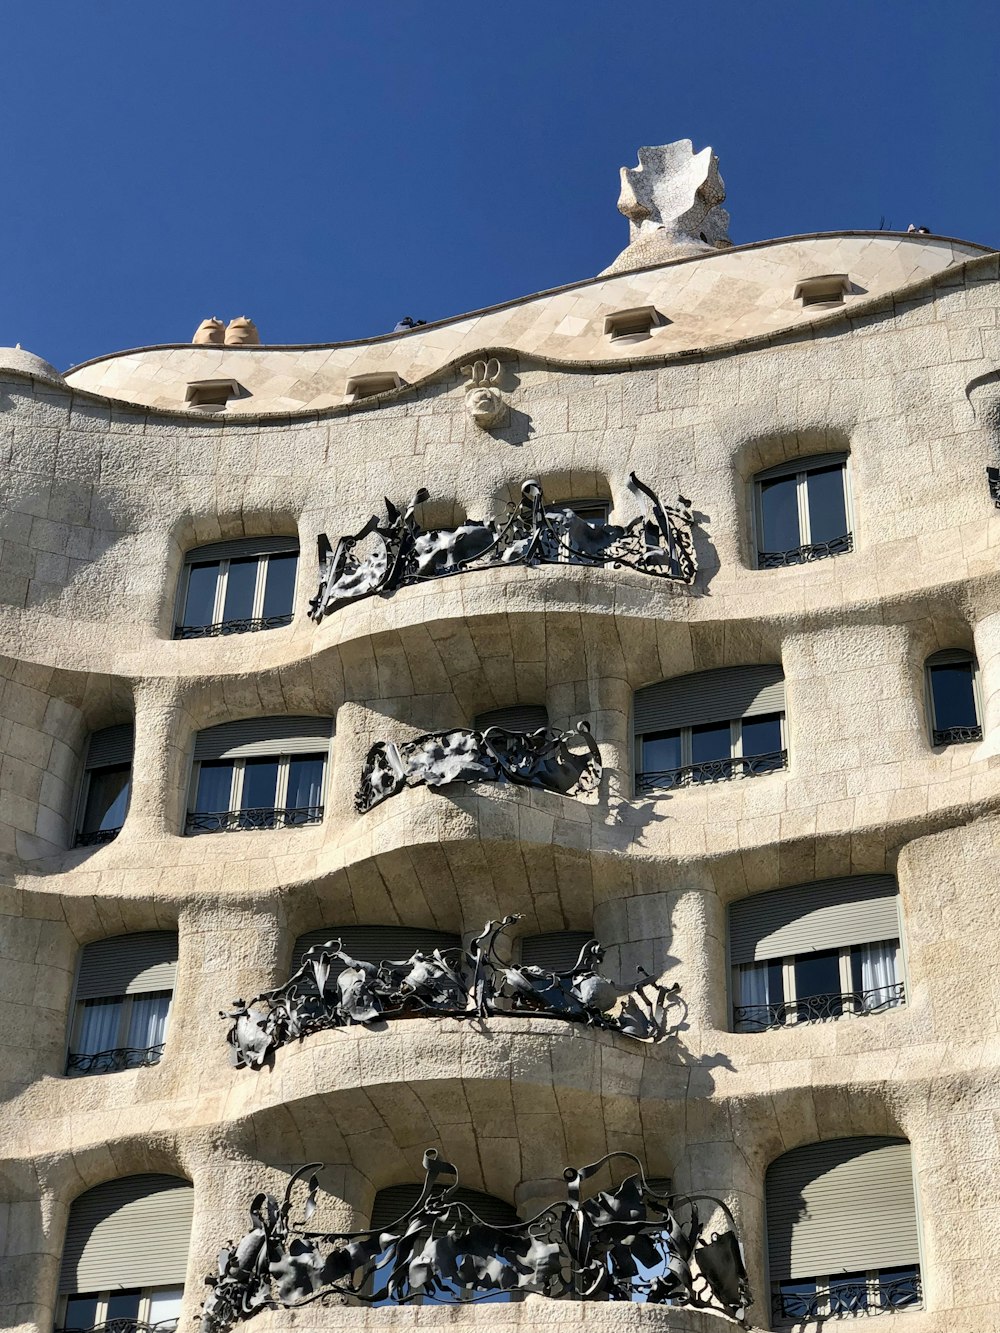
left=753, top=453, right=853, bottom=568
left=729, top=876, right=903, bottom=1032
left=766, top=1138, right=921, bottom=1321
left=67, top=932, right=177, bottom=1076
left=474, top=705, right=549, bottom=733
left=58, top=1174, right=193, bottom=1332
left=76, top=724, right=133, bottom=847
left=634, top=665, right=786, bottom=795
left=925, top=649, right=982, bottom=746
left=186, top=716, right=333, bottom=833
left=368, top=1183, right=519, bottom=1305
left=174, top=536, right=298, bottom=639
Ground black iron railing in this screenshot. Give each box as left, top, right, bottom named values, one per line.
left=932, top=724, right=982, bottom=746
left=987, top=466, right=1000, bottom=508
left=74, top=826, right=122, bottom=848
left=174, top=613, right=293, bottom=640
left=66, top=1043, right=165, bottom=1076
left=773, top=1270, right=921, bottom=1320
left=637, top=750, right=787, bottom=796
left=734, top=982, right=905, bottom=1032
left=185, top=806, right=324, bottom=834
left=758, top=532, right=854, bottom=569
left=57, top=1320, right=179, bottom=1333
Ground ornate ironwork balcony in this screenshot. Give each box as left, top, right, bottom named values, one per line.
left=174, top=614, right=293, bottom=640
left=932, top=724, right=982, bottom=746
left=636, top=749, right=787, bottom=796
left=185, top=806, right=323, bottom=834
left=734, top=982, right=905, bottom=1032
left=772, top=1270, right=921, bottom=1320
left=65, top=1043, right=165, bottom=1075
left=988, top=465, right=1000, bottom=508
left=200, top=1149, right=752, bottom=1331
left=224, top=914, right=681, bottom=1069
left=758, top=532, right=853, bottom=569
left=58, top=1321, right=178, bottom=1333
left=74, top=826, right=122, bottom=848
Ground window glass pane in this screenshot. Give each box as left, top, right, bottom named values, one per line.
left=127, top=992, right=171, bottom=1053
left=794, top=947, right=842, bottom=1016
left=641, top=731, right=682, bottom=775
left=758, top=474, right=801, bottom=553
left=777, top=1280, right=816, bottom=1319
left=829, top=1271, right=868, bottom=1315
left=75, top=996, right=124, bottom=1055
left=929, top=663, right=978, bottom=729
left=81, top=764, right=131, bottom=833
left=287, top=755, right=325, bottom=810
left=804, top=463, right=849, bottom=544
left=182, top=562, right=220, bottom=628
left=690, top=722, right=732, bottom=781
left=741, top=713, right=783, bottom=757
left=261, top=553, right=298, bottom=621
left=879, top=1265, right=921, bottom=1310
left=851, top=940, right=902, bottom=1010
left=735, top=961, right=784, bottom=1030
left=106, top=1290, right=142, bottom=1320
left=63, top=1295, right=99, bottom=1331
left=222, top=557, right=259, bottom=622
left=195, top=761, right=235, bottom=813
left=241, top=758, right=280, bottom=809
left=148, top=1286, right=184, bottom=1328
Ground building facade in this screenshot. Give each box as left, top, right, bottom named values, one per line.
left=1, top=140, right=999, bottom=1333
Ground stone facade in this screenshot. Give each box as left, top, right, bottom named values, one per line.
left=1, top=144, right=1000, bottom=1333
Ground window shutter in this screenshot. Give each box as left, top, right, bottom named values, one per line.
left=184, top=536, right=298, bottom=564
left=520, top=931, right=594, bottom=971
left=926, top=649, right=975, bottom=667
left=75, top=932, right=179, bottom=999
left=194, top=716, right=334, bottom=761
left=292, top=925, right=461, bottom=972
left=634, top=665, right=785, bottom=734
left=474, top=706, right=549, bottom=733
left=729, top=875, right=898, bottom=965
left=766, top=1138, right=918, bottom=1280
left=755, top=452, right=849, bottom=483
left=85, top=724, right=134, bottom=770
left=59, top=1174, right=193, bottom=1291
left=370, top=1183, right=518, bottom=1231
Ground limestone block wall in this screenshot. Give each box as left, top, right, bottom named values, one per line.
left=0, top=244, right=999, bottom=1333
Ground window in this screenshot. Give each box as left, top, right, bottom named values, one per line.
left=76, top=724, right=133, bottom=847
left=634, top=666, right=787, bottom=796
left=603, top=306, right=665, bottom=342
left=186, top=716, right=333, bottom=833
left=175, top=536, right=299, bottom=639
left=729, top=875, right=903, bottom=1033
left=766, top=1139, right=921, bottom=1322
left=925, top=649, right=982, bottom=746
left=58, top=1175, right=192, bottom=1332
left=520, top=931, right=594, bottom=970
left=474, top=705, right=549, bottom=733
left=753, top=453, right=853, bottom=569
left=792, top=273, right=852, bottom=308
left=67, top=932, right=177, bottom=1075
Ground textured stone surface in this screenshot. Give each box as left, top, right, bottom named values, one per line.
left=0, top=225, right=999, bottom=1333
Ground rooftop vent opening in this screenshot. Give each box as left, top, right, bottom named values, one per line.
left=184, top=379, right=242, bottom=412
left=603, top=306, right=666, bottom=343
left=793, top=274, right=852, bottom=308
left=345, top=371, right=404, bottom=400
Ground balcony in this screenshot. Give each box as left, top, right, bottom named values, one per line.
left=65, top=1042, right=165, bottom=1076
left=636, top=749, right=787, bottom=796
left=773, top=1267, right=921, bottom=1321
left=184, top=805, right=324, bottom=834
left=173, top=612, right=293, bottom=640
left=734, top=982, right=905, bottom=1032
left=757, top=531, right=853, bottom=569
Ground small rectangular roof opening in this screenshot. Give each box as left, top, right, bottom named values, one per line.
left=603, top=306, right=666, bottom=343
left=185, top=378, right=242, bottom=410
left=345, top=371, right=404, bottom=400
left=793, top=274, right=852, bottom=308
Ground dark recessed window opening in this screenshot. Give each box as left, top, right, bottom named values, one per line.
left=175, top=537, right=298, bottom=639
left=754, top=453, right=853, bottom=569
left=75, top=724, right=134, bottom=847
left=926, top=650, right=982, bottom=746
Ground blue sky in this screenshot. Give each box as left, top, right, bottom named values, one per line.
left=2, top=2, right=997, bottom=369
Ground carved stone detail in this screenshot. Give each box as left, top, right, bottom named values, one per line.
left=309, top=474, right=697, bottom=620
left=462, top=357, right=505, bottom=428
left=199, top=1149, right=752, bottom=1330
left=223, top=914, right=681, bottom=1069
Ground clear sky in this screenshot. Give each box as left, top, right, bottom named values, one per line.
left=2, top=1, right=997, bottom=369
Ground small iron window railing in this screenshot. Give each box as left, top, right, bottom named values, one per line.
left=637, top=749, right=787, bottom=796
left=57, top=1321, right=179, bottom=1333
left=932, top=724, right=982, bottom=746
left=174, top=612, right=293, bottom=640
left=773, top=1268, right=921, bottom=1321
left=734, top=982, right=905, bottom=1032
left=185, top=805, right=324, bottom=834
left=65, top=1043, right=166, bottom=1076
left=74, top=827, right=123, bottom=848
left=757, top=532, right=853, bottom=569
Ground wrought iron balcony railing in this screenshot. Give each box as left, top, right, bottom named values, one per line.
left=932, top=724, right=982, bottom=746
left=185, top=805, right=324, bottom=833
left=57, top=1320, right=179, bottom=1333
left=773, top=1270, right=921, bottom=1321
left=636, top=749, right=788, bottom=796
left=174, top=613, right=293, bottom=640
left=66, top=1043, right=165, bottom=1076
left=988, top=465, right=1000, bottom=508
left=74, top=826, right=122, bottom=848
left=758, top=531, right=853, bottom=569
left=734, top=982, right=905, bottom=1032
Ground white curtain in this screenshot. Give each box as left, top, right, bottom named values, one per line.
left=128, top=992, right=172, bottom=1052
left=859, top=941, right=901, bottom=1010
left=75, top=997, right=122, bottom=1054
left=148, top=1286, right=184, bottom=1330
left=736, top=963, right=772, bottom=1030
